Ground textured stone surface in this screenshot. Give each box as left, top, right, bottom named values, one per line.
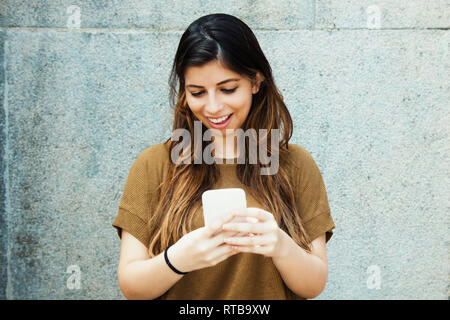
left=1, top=2, right=449, bottom=300
left=4, top=30, right=177, bottom=299
left=266, top=29, right=449, bottom=299
left=0, top=0, right=314, bottom=30
left=0, top=29, right=7, bottom=300
left=316, top=0, right=450, bottom=29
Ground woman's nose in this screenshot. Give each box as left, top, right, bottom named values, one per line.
left=205, top=93, right=224, bottom=114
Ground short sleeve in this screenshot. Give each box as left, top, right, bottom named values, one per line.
left=112, top=143, right=168, bottom=248
left=289, top=144, right=336, bottom=243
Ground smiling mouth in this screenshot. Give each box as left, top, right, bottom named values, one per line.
left=207, top=114, right=232, bottom=124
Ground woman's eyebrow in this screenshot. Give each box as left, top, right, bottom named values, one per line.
left=186, top=78, right=240, bottom=88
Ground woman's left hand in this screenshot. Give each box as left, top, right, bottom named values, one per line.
left=222, top=207, right=288, bottom=258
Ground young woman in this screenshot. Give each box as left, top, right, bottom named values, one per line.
left=112, top=13, right=335, bottom=300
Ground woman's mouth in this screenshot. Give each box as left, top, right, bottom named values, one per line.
left=207, top=114, right=233, bottom=129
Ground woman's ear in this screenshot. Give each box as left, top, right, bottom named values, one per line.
left=252, top=72, right=265, bottom=95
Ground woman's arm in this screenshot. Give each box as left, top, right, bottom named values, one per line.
left=117, top=212, right=239, bottom=299
left=117, top=230, right=184, bottom=300
left=272, top=232, right=328, bottom=299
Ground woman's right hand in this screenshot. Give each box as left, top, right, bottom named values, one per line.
left=165, top=211, right=239, bottom=273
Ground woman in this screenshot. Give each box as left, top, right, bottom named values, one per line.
left=112, top=13, right=335, bottom=300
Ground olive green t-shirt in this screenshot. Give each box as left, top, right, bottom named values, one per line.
left=112, top=140, right=335, bottom=300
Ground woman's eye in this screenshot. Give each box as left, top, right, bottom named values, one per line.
left=222, top=88, right=237, bottom=93
left=191, top=88, right=237, bottom=97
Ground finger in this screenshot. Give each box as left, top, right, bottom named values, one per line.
left=207, top=212, right=236, bottom=236
left=232, top=245, right=271, bottom=256
left=209, top=229, right=240, bottom=247
left=221, top=210, right=238, bottom=224
left=232, top=207, right=273, bottom=222
left=219, top=230, right=242, bottom=238
left=224, top=235, right=275, bottom=246
left=222, top=221, right=274, bottom=234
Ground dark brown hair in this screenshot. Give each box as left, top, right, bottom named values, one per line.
left=147, top=13, right=312, bottom=257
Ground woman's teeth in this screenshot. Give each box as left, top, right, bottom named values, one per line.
left=208, top=114, right=231, bottom=124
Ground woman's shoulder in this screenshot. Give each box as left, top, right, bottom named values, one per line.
left=133, top=139, right=172, bottom=173
left=285, top=142, right=327, bottom=187
left=285, top=143, right=316, bottom=170
left=139, top=139, right=171, bottom=160
left=287, top=143, right=309, bottom=156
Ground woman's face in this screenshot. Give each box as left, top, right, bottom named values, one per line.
left=184, top=60, right=263, bottom=136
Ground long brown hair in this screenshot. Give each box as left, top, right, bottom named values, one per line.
left=147, top=13, right=312, bottom=257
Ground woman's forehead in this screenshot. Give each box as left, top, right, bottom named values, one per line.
left=184, top=60, right=240, bottom=84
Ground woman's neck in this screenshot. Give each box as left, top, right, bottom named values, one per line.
left=212, top=135, right=239, bottom=159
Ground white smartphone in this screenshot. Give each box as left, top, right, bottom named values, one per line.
left=202, top=188, right=247, bottom=227
left=202, top=188, right=260, bottom=238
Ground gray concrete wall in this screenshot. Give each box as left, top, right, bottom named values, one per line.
left=0, top=1, right=448, bottom=299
